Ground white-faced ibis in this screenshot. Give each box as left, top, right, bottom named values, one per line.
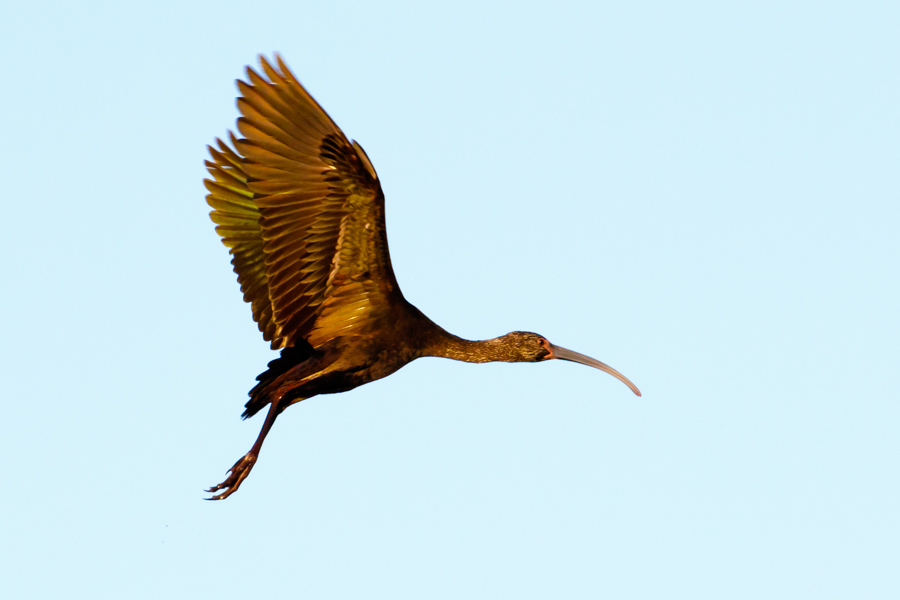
left=204, top=55, right=641, bottom=500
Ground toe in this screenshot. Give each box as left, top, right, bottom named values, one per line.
left=204, top=454, right=257, bottom=500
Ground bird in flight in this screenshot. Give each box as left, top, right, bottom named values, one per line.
left=204, top=55, right=640, bottom=500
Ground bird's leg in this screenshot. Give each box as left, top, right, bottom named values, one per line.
left=205, top=398, right=282, bottom=500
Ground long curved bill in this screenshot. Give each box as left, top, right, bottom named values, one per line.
left=548, top=343, right=641, bottom=396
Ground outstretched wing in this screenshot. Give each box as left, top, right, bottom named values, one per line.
left=204, top=55, right=400, bottom=350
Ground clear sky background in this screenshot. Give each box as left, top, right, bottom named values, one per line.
left=2, top=1, right=898, bottom=598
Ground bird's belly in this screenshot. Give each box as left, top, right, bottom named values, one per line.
left=299, top=339, right=416, bottom=398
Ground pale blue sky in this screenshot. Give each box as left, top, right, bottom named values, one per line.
left=2, top=1, right=898, bottom=598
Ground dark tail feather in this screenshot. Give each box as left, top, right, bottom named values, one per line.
left=242, top=341, right=315, bottom=419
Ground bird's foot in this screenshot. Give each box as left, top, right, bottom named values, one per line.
left=205, top=453, right=257, bottom=500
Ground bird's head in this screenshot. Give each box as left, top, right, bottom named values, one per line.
left=500, top=331, right=641, bottom=396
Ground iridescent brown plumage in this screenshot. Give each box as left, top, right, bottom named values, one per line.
left=204, top=55, right=640, bottom=500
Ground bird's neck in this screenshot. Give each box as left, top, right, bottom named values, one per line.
left=424, top=329, right=516, bottom=363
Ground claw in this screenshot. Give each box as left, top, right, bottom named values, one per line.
left=204, top=454, right=257, bottom=500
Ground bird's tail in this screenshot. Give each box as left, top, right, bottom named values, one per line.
left=242, top=343, right=315, bottom=419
